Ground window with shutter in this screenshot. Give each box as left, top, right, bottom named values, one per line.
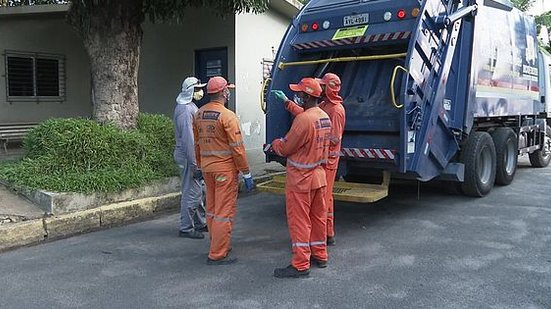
left=4, top=51, right=65, bottom=102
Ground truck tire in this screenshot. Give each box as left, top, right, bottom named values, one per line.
left=529, top=126, right=551, bottom=168
left=461, top=131, right=497, bottom=197
left=491, top=128, right=518, bottom=186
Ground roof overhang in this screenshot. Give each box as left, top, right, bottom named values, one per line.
left=0, top=4, right=69, bottom=17
left=269, top=0, right=302, bottom=18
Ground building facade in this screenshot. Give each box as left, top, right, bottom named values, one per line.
left=0, top=1, right=300, bottom=160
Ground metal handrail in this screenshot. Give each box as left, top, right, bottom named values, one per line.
left=277, top=53, right=407, bottom=70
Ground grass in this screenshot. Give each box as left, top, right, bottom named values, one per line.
left=0, top=114, right=179, bottom=193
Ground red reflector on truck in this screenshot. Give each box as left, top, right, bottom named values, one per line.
left=397, top=9, right=407, bottom=19
left=312, top=22, right=319, bottom=31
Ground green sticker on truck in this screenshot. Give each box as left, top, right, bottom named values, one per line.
left=332, top=25, right=368, bottom=40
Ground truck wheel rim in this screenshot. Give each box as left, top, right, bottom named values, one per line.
left=505, top=138, right=516, bottom=175
left=478, top=145, right=492, bottom=185
left=543, top=135, right=551, bottom=160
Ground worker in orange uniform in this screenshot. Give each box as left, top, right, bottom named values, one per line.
left=270, top=78, right=331, bottom=278
left=193, top=76, right=255, bottom=265
left=274, top=73, right=345, bottom=246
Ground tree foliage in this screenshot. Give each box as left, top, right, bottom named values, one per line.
left=511, top=0, right=534, bottom=12
left=1, top=0, right=268, bottom=21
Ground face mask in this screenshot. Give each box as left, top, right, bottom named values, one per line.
left=293, top=94, right=305, bottom=106
left=193, top=89, right=204, bottom=101
left=224, top=89, right=231, bottom=104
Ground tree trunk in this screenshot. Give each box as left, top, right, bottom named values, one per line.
left=68, top=1, right=143, bottom=130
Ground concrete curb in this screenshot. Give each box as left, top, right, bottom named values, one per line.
left=0, top=172, right=284, bottom=253
left=0, top=193, right=180, bottom=252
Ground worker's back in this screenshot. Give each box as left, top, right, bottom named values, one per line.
left=194, top=101, right=249, bottom=173
left=285, top=106, right=331, bottom=192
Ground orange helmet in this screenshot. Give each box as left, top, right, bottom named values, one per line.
left=289, top=77, right=323, bottom=98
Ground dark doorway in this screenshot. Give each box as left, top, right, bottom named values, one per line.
left=195, top=47, right=230, bottom=109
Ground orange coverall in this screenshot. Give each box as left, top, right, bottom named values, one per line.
left=286, top=90, right=345, bottom=238
left=193, top=101, right=250, bottom=261
left=272, top=106, right=331, bottom=271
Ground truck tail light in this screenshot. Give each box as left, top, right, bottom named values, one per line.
left=311, top=22, right=319, bottom=31
left=397, top=9, right=407, bottom=19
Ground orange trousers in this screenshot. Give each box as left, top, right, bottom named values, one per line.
left=204, top=170, right=238, bottom=261
left=325, top=168, right=338, bottom=238
left=286, top=187, right=328, bottom=271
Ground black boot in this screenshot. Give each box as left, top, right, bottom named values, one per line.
left=310, top=258, right=327, bottom=268
left=179, top=230, right=205, bottom=239
left=206, top=255, right=238, bottom=265
left=327, top=236, right=336, bottom=246
left=274, top=265, right=310, bottom=278
left=196, top=225, right=208, bottom=233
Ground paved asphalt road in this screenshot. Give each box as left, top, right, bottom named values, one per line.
left=1, top=158, right=550, bottom=308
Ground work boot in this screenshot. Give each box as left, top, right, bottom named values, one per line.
left=206, top=255, right=238, bottom=266
left=327, top=236, right=336, bottom=246
left=310, top=258, right=327, bottom=268
left=179, top=230, right=205, bottom=239
left=196, top=225, right=208, bottom=233
left=274, top=265, right=310, bottom=278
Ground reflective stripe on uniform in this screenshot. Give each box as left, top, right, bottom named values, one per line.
left=200, top=150, right=232, bottom=156
left=293, top=241, right=327, bottom=247
left=287, top=159, right=326, bottom=169
left=229, top=141, right=244, bottom=147
left=327, top=213, right=334, bottom=217
left=213, top=216, right=233, bottom=223
left=207, top=212, right=232, bottom=222
left=329, top=151, right=341, bottom=157
left=292, top=242, right=310, bottom=248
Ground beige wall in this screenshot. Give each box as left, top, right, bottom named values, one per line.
left=0, top=14, right=92, bottom=124
left=139, top=9, right=236, bottom=116
left=234, top=10, right=290, bottom=160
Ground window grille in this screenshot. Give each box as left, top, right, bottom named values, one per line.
left=4, top=51, right=65, bottom=102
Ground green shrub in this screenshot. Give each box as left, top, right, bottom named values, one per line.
left=0, top=114, right=178, bottom=193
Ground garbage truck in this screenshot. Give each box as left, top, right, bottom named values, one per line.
left=258, top=0, right=551, bottom=202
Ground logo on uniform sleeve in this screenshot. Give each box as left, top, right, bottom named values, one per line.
left=317, top=118, right=331, bottom=129
left=202, top=111, right=221, bottom=120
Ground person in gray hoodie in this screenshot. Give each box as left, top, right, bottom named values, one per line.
left=174, top=77, right=208, bottom=239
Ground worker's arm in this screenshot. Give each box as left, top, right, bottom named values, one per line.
left=224, top=115, right=250, bottom=174
left=192, top=116, right=202, bottom=169
left=272, top=90, right=304, bottom=116
left=285, top=100, right=304, bottom=116
left=180, top=111, right=197, bottom=166
left=272, top=115, right=307, bottom=157
left=329, top=107, right=345, bottom=146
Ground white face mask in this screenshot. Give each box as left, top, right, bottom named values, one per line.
left=293, top=94, right=305, bottom=106
left=193, top=89, right=204, bottom=101
left=224, top=89, right=231, bottom=104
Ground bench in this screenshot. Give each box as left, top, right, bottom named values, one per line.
left=0, top=123, right=38, bottom=153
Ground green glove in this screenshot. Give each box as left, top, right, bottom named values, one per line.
left=271, top=90, right=289, bottom=103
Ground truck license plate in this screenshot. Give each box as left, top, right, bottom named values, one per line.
left=344, top=13, right=369, bottom=27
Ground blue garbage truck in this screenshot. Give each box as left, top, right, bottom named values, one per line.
left=258, top=0, right=551, bottom=201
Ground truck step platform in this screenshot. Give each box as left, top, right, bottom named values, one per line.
left=257, top=172, right=390, bottom=203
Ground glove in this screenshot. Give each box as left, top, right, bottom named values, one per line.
left=192, top=168, right=203, bottom=180
left=243, top=173, right=255, bottom=192
left=271, top=90, right=288, bottom=104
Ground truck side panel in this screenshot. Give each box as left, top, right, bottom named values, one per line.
left=472, top=5, right=542, bottom=117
